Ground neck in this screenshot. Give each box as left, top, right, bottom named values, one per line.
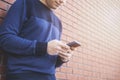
left=40, top=0, right=49, bottom=8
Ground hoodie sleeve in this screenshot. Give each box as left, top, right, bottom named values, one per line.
left=0, top=0, right=47, bottom=56
left=55, top=56, right=65, bottom=67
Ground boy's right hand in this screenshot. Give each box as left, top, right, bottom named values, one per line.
left=47, top=40, right=70, bottom=55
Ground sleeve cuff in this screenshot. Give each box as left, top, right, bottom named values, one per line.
left=55, top=56, right=65, bottom=67
left=35, top=42, right=47, bottom=56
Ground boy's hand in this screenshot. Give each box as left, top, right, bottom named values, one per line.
left=47, top=40, right=70, bottom=55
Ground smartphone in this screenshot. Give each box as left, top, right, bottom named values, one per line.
left=67, top=41, right=81, bottom=48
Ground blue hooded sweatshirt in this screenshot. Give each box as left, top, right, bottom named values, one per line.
left=0, top=0, right=63, bottom=74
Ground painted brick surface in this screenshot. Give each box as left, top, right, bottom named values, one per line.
left=55, top=0, right=120, bottom=80
left=0, top=0, right=120, bottom=80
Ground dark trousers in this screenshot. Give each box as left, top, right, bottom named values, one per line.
left=6, top=72, right=56, bottom=80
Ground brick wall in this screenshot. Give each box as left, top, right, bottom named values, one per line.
left=55, top=0, right=120, bottom=80
left=1, top=0, right=120, bottom=80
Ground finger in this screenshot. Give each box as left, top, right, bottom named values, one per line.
left=59, top=52, right=67, bottom=57
left=59, top=53, right=72, bottom=59
left=66, top=49, right=72, bottom=53
left=55, top=0, right=61, bottom=5
left=59, top=54, right=71, bottom=62
left=70, top=47, right=77, bottom=51
left=59, top=42, right=70, bottom=50
left=55, top=46, right=66, bottom=53
left=60, top=57, right=68, bottom=62
left=59, top=52, right=71, bottom=58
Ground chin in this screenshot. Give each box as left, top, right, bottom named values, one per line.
left=51, top=5, right=60, bottom=9
left=51, top=7, right=58, bottom=9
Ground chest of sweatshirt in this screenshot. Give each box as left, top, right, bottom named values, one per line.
left=18, top=0, right=62, bottom=42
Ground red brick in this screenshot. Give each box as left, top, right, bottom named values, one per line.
left=66, top=74, right=78, bottom=80
left=0, top=75, right=6, bottom=80
left=60, top=67, right=72, bottom=73
left=55, top=73, right=67, bottom=79
left=56, top=0, right=120, bottom=80
left=0, top=65, right=6, bottom=74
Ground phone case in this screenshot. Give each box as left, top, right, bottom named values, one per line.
left=67, top=41, right=81, bottom=47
